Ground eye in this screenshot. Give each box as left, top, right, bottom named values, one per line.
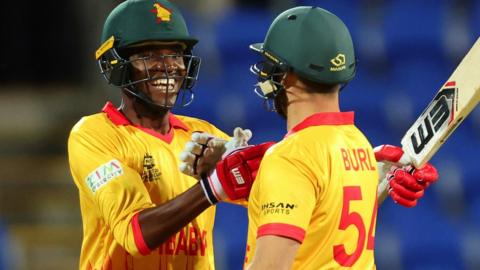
left=129, top=52, right=150, bottom=60
left=142, top=52, right=154, bottom=58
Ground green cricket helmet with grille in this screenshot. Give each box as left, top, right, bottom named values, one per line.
left=96, top=0, right=201, bottom=108
left=250, top=6, right=356, bottom=109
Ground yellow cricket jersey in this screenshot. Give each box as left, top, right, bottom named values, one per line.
left=68, top=102, right=230, bottom=270
left=245, top=112, right=379, bottom=270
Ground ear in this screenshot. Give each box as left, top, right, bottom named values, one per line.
left=283, top=71, right=311, bottom=95
left=281, top=71, right=299, bottom=90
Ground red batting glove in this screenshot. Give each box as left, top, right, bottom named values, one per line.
left=387, top=164, right=438, bottom=207
left=200, top=142, right=275, bottom=204
left=374, top=144, right=439, bottom=207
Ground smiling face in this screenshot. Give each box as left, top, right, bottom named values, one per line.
left=127, top=44, right=187, bottom=108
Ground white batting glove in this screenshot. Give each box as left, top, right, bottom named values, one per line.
left=179, top=127, right=252, bottom=179
left=224, top=127, right=252, bottom=156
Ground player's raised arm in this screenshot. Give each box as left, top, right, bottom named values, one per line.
left=138, top=142, right=274, bottom=250
left=376, top=38, right=480, bottom=206
left=136, top=184, right=213, bottom=250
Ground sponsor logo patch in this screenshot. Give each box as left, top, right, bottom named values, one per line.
left=95, top=35, right=115, bottom=60
left=230, top=167, right=245, bottom=184
left=409, top=81, right=457, bottom=154
left=264, top=51, right=280, bottom=64
left=261, top=202, right=298, bottom=215
left=85, top=160, right=123, bottom=193
left=330, top=53, right=346, bottom=71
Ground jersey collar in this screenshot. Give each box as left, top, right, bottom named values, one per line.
left=102, top=102, right=189, bottom=143
left=286, top=111, right=354, bottom=137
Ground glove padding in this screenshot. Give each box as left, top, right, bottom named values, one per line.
left=200, top=141, right=275, bottom=204
left=179, top=127, right=252, bottom=179
left=387, top=164, right=438, bottom=207
left=374, top=145, right=439, bottom=207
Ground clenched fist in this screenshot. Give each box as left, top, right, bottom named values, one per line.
left=179, top=127, right=252, bottom=179
left=375, top=145, right=439, bottom=207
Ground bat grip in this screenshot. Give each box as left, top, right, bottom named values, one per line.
left=377, top=162, right=391, bottom=204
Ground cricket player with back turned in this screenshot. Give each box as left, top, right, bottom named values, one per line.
left=182, top=5, right=439, bottom=267
left=239, top=6, right=439, bottom=270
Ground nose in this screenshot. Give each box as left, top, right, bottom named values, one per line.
left=152, top=57, right=178, bottom=73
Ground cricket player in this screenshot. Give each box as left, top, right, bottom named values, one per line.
left=240, top=6, right=439, bottom=269
left=67, top=0, right=271, bottom=269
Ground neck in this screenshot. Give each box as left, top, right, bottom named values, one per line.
left=286, top=91, right=340, bottom=131
left=120, top=93, right=171, bottom=134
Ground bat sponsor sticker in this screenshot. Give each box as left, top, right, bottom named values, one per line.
left=408, top=82, right=457, bottom=154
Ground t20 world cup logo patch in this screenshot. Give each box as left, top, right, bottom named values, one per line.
left=142, top=153, right=161, bottom=182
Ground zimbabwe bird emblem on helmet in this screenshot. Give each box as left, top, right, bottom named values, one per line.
left=150, top=1, right=172, bottom=23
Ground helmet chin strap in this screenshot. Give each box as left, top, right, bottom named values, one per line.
left=122, top=86, right=175, bottom=117
left=123, top=86, right=166, bottom=107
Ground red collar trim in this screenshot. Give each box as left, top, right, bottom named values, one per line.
left=101, top=102, right=189, bottom=143
left=102, top=102, right=130, bottom=125
left=168, top=113, right=189, bottom=132
left=285, top=111, right=354, bottom=137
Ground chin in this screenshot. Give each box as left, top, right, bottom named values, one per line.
left=151, top=96, right=178, bottom=108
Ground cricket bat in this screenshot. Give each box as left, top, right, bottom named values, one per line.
left=378, top=37, right=480, bottom=203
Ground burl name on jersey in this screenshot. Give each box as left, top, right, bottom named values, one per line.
left=340, top=148, right=376, bottom=171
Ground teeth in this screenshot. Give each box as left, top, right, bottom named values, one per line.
left=153, top=85, right=175, bottom=92
left=151, top=78, right=176, bottom=86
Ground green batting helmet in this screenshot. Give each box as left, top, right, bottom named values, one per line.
left=95, top=0, right=201, bottom=107
left=251, top=6, right=356, bottom=85
left=98, top=0, right=198, bottom=54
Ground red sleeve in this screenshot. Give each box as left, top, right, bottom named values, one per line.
left=131, top=212, right=151, bottom=255
left=257, top=223, right=306, bottom=243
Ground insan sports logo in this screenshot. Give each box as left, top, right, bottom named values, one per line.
left=330, top=53, right=346, bottom=71
left=261, top=202, right=298, bottom=215
left=150, top=2, right=172, bottom=24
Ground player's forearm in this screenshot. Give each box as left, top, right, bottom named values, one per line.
left=247, top=256, right=294, bottom=270
left=138, top=183, right=211, bottom=250
left=247, top=236, right=299, bottom=270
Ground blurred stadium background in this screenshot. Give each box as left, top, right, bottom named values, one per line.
left=1, top=0, right=480, bottom=269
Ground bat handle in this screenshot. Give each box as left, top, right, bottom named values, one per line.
left=377, top=175, right=390, bottom=205
left=376, top=161, right=391, bottom=204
